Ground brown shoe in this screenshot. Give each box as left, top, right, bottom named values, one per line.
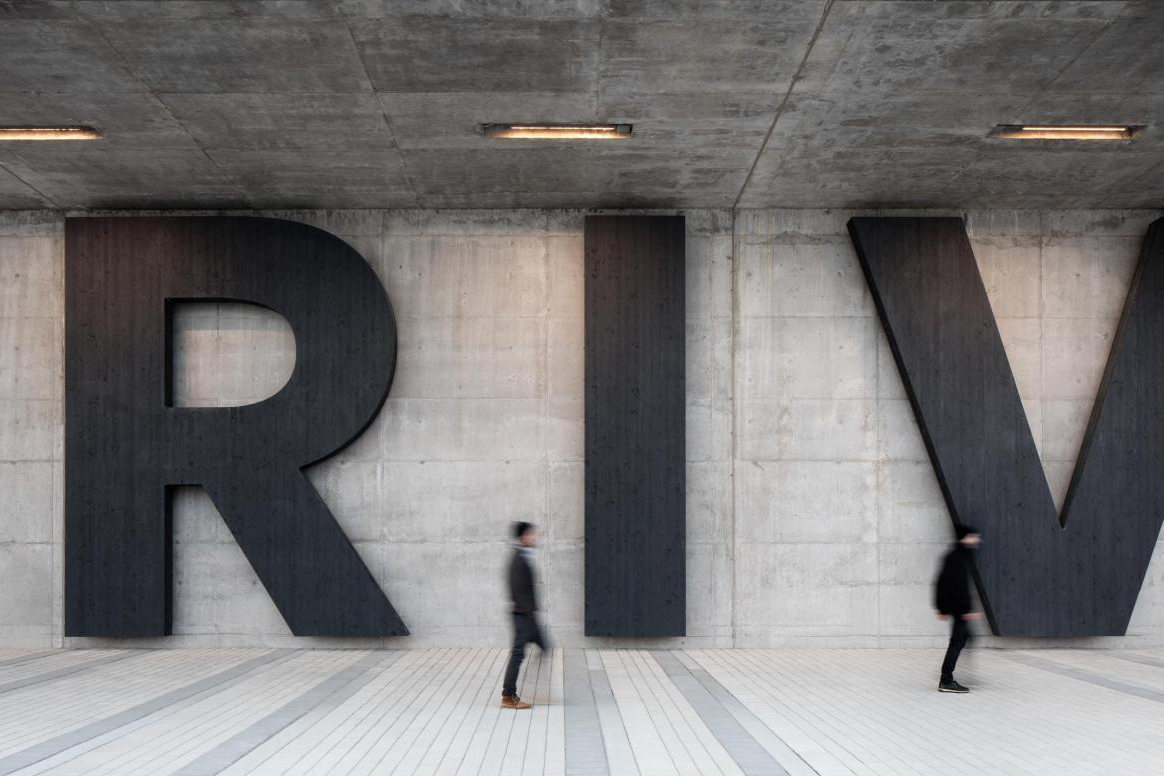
left=501, top=695, right=532, bottom=710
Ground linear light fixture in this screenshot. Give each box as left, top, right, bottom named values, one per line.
left=481, top=123, right=632, bottom=140
left=990, top=124, right=1142, bottom=141
left=0, top=126, right=102, bottom=140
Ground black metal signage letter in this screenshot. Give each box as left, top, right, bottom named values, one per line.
left=850, top=216, right=1164, bottom=637
left=65, top=216, right=406, bottom=637
left=584, top=215, right=686, bottom=637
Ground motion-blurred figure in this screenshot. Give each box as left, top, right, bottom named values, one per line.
left=501, top=521, right=545, bottom=709
left=934, top=525, right=983, bottom=693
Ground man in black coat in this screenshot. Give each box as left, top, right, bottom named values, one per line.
left=934, top=524, right=982, bottom=693
left=501, top=521, right=546, bottom=709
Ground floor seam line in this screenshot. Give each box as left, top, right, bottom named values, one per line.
left=171, top=650, right=392, bottom=776
left=999, top=651, right=1164, bottom=705
left=651, top=650, right=791, bottom=776
left=0, top=649, right=295, bottom=776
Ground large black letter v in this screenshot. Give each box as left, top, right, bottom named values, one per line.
left=849, top=217, right=1164, bottom=637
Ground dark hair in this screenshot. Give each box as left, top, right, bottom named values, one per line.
left=512, top=521, right=535, bottom=540
left=955, top=523, right=979, bottom=540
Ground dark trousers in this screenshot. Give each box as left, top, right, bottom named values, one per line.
left=941, top=617, right=972, bottom=682
left=502, top=612, right=545, bottom=697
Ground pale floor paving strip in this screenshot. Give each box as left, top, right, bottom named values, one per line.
left=36, top=651, right=342, bottom=776
left=0, top=651, right=124, bottom=688
left=670, top=651, right=814, bottom=776
left=0, top=653, right=62, bottom=672
left=174, top=652, right=395, bottom=776
left=220, top=649, right=437, bottom=775
left=583, top=649, right=637, bottom=776
left=1052, top=646, right=1164, bottom=674
left=0, top=651, right=285, bottom=763
left=0, top=650, right=291, bottom=776
left=0, top=651, right=136, bottom=697
left=0, top=648, right=1158, bottom=774
left=999, top=651, right=1164, bottom=706
left=651, top=651, right=785, bottom=776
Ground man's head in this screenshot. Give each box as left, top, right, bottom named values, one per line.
left=513, top=521, right=538, bottom=547
left=955, top=523, right=981, bottom=547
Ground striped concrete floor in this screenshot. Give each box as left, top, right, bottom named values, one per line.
left=0, top=647, right=1159, bottom=774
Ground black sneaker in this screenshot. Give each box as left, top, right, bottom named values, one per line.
left=938, top=680, right=969, bottom=693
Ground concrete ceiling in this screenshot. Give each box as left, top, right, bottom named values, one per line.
left=0, top=0, right=1161, bottom=210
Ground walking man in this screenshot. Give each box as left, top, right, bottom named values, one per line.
left=934, top=524, right=982, bottom=693
left=501, top=521, right=546, bottom=709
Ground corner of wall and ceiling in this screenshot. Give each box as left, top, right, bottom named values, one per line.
left=728, top=206, right=740, bottom=648
left=731, top=0, right=836, bottom=212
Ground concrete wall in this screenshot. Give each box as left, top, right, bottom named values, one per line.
left=0, top=212, right=62, bottom=648
left=2, top=207, right=1163, bottom=649
left=734, top=209, right=1164, bottom=648
left=158, top=208, right=736, bottom=650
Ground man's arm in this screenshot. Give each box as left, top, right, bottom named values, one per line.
left=507, top=553, right=521, bottom=611
left=510, top=554, right=535, bottom=614
left=934, top=552, right=954, bottom=614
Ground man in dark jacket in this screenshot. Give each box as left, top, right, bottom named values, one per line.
left=501, top=521, right=546, bottom=709
left=934, top=524, right=982, bottom=693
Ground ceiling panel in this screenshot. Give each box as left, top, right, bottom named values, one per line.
left=736, top=0, right=1164, bottom=208
left=0, top=92, right=196, bottom=150
left=206, top=147, right=416, bottom=208
left=0, top=20, right=145, bottom=93
left=1, top=147, right=247, bottom=209
left=598, top=17, right=818, bottom=95
left=0, top=166, right=53, bottom=210
left=1049, top=9, right=1164, bottom=95
left=161, top=93, right=398, bottom=150
left=348, top=17, right=601, bottom=93
left=68, top=1, right=347, bottom=21
left=378, top=91, right=598, bottom=149
left=100, top=19, right=372, bottom=93
left=0, top=0, right=1159, bottom=210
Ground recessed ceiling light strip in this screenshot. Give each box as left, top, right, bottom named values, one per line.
left=0, top=126, right=102, bottom=140
left=1021, top=126, right=1129, bottom=132
left=481, top=123, right=632, bottom=140
left=990, top=124, right=1142, bottom=141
